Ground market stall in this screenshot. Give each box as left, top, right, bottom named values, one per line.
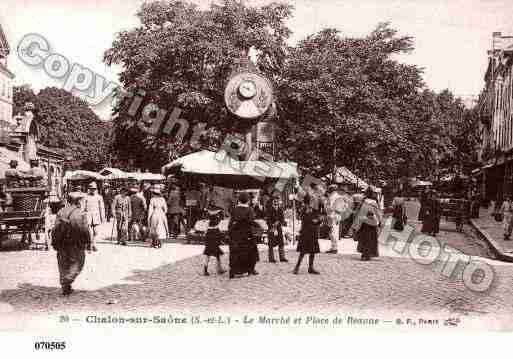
left=63, top=170, right=106, bottom=193
left=162, top=150, right=298, bottom=189
left=162, top=150, right=300, bottom=244
left=98, top=167, right=129, bottom=189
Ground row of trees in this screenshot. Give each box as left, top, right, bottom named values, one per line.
left=104, top=0, right=479, bottom=183
left=19, top=0, right=475, bottom=183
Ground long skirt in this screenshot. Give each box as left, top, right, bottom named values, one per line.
left=229, top=237, right=259, bottom=274
left=421, top=215, right=436, bottom=234
left=149, top=210, right=168, bottom=240
left=356, top=223, right=379, bottom=258
left=56, top=248, right=85, bottom=286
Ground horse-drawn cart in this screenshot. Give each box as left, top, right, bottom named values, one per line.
left=0, top=186, right=49, bottom=250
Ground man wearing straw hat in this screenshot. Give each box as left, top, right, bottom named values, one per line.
left=52, top=190, right=91, bottom=296
left=112, top=186, right=132, bottom=245
left=81, top=182, right=105, bottom=251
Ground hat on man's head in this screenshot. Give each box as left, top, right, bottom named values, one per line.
left=9, top=160, right=18, bottom=168
left=29, top=158, right=39, bottom=165
left=129, top=186, right=138, bottom=193
left=103, top=182, right=111, bottom=187
left=88, top=182, right=98, bottom=189
left=68, top=191, right=85, bottom=200
left=151, top=185, right=161, bottom=194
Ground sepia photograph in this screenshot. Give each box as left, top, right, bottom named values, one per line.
left=1, top=0, right=513, bottom=353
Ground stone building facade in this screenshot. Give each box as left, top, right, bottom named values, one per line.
left=477, top=32, right=513, bottom=201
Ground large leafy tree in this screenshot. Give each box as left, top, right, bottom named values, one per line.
left=276, top=24, right=478, bottom=184
left=13, top=85, right=112, bottom=170
left=276, top=24, right=424, bottom=182
left=105, top=0, right=478, bottom=182
left=104, top=0, right=293, bottom=171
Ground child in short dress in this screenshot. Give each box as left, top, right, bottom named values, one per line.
left=203, top=211, right=227, bottom=276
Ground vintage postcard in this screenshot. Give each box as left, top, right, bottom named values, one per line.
left=1, top=0, right=513, bottom=354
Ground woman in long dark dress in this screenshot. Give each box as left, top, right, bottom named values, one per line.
left=432, top=192, right=442, bottom=235
left=293, top=195, right=321, bottom=275
left=391, top=194, right=406, bottom=231
left=418, top=188, right=428, bottom=221
left=356, top=210, right=380, bottom=261
left=421, top=191, right=437, bottom=235
left=228, top=192, right=259, bottom=278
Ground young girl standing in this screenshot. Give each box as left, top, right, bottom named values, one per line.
left=293, top=195, right=322, bottom=275
left=203, top=210, right=227, bottom=276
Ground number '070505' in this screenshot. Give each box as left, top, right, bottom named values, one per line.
left=34, top=342, right=66, bottom=350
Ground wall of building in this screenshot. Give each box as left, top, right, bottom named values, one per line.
left=0, top=70, right=13, bottom=125
left=477, top=33, right=513, bottom=200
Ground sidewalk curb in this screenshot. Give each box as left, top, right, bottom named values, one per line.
left=470, top=219, right=513, bottom=262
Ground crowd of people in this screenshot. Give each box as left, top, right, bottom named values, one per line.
left=48, top=178, right=387, bottom=294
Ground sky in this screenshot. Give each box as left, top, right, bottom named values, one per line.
left=1, top=0, right=513, bottom=120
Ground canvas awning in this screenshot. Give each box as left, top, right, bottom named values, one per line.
left=411, top=180, right=433, bottom=187
left=324, top=166, right=380, bottom=192
left=64, top=170, right=105, bottom=181
left=162, top=150, right=299, bottom=189
left=126, top=172, right=165, bottom=181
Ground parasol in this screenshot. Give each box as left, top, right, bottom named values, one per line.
left=162, top=150, right=299, bottom=189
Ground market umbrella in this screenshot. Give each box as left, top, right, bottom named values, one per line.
left=99, top=167, right=128, bottom=179
left=411, top=180, right=433, bottom=187
left=162, top=150, right=299, bottom=189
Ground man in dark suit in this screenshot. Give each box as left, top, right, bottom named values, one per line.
left=129, top=186, right=147, bottom=241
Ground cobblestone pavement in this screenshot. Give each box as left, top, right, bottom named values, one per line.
left=2, top=218, right=513, bottom=331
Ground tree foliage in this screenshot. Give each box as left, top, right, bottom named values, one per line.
left=277, top=24, right=478, bottom=183
left=13, top=85, right=111, bottom=170
left=105, top=0, right=479, bottom=183
left=104, top=0, right=293, bottom=171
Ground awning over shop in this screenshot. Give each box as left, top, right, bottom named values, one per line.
left=162, top=150, right=299, bottom=189
left=64, top=170, right=105, bottom=181
left=127, top=172, right=165, bottom=181
left=410, top=180, right=433, bottom=187
left=324, top=166, right=381, bottom=192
